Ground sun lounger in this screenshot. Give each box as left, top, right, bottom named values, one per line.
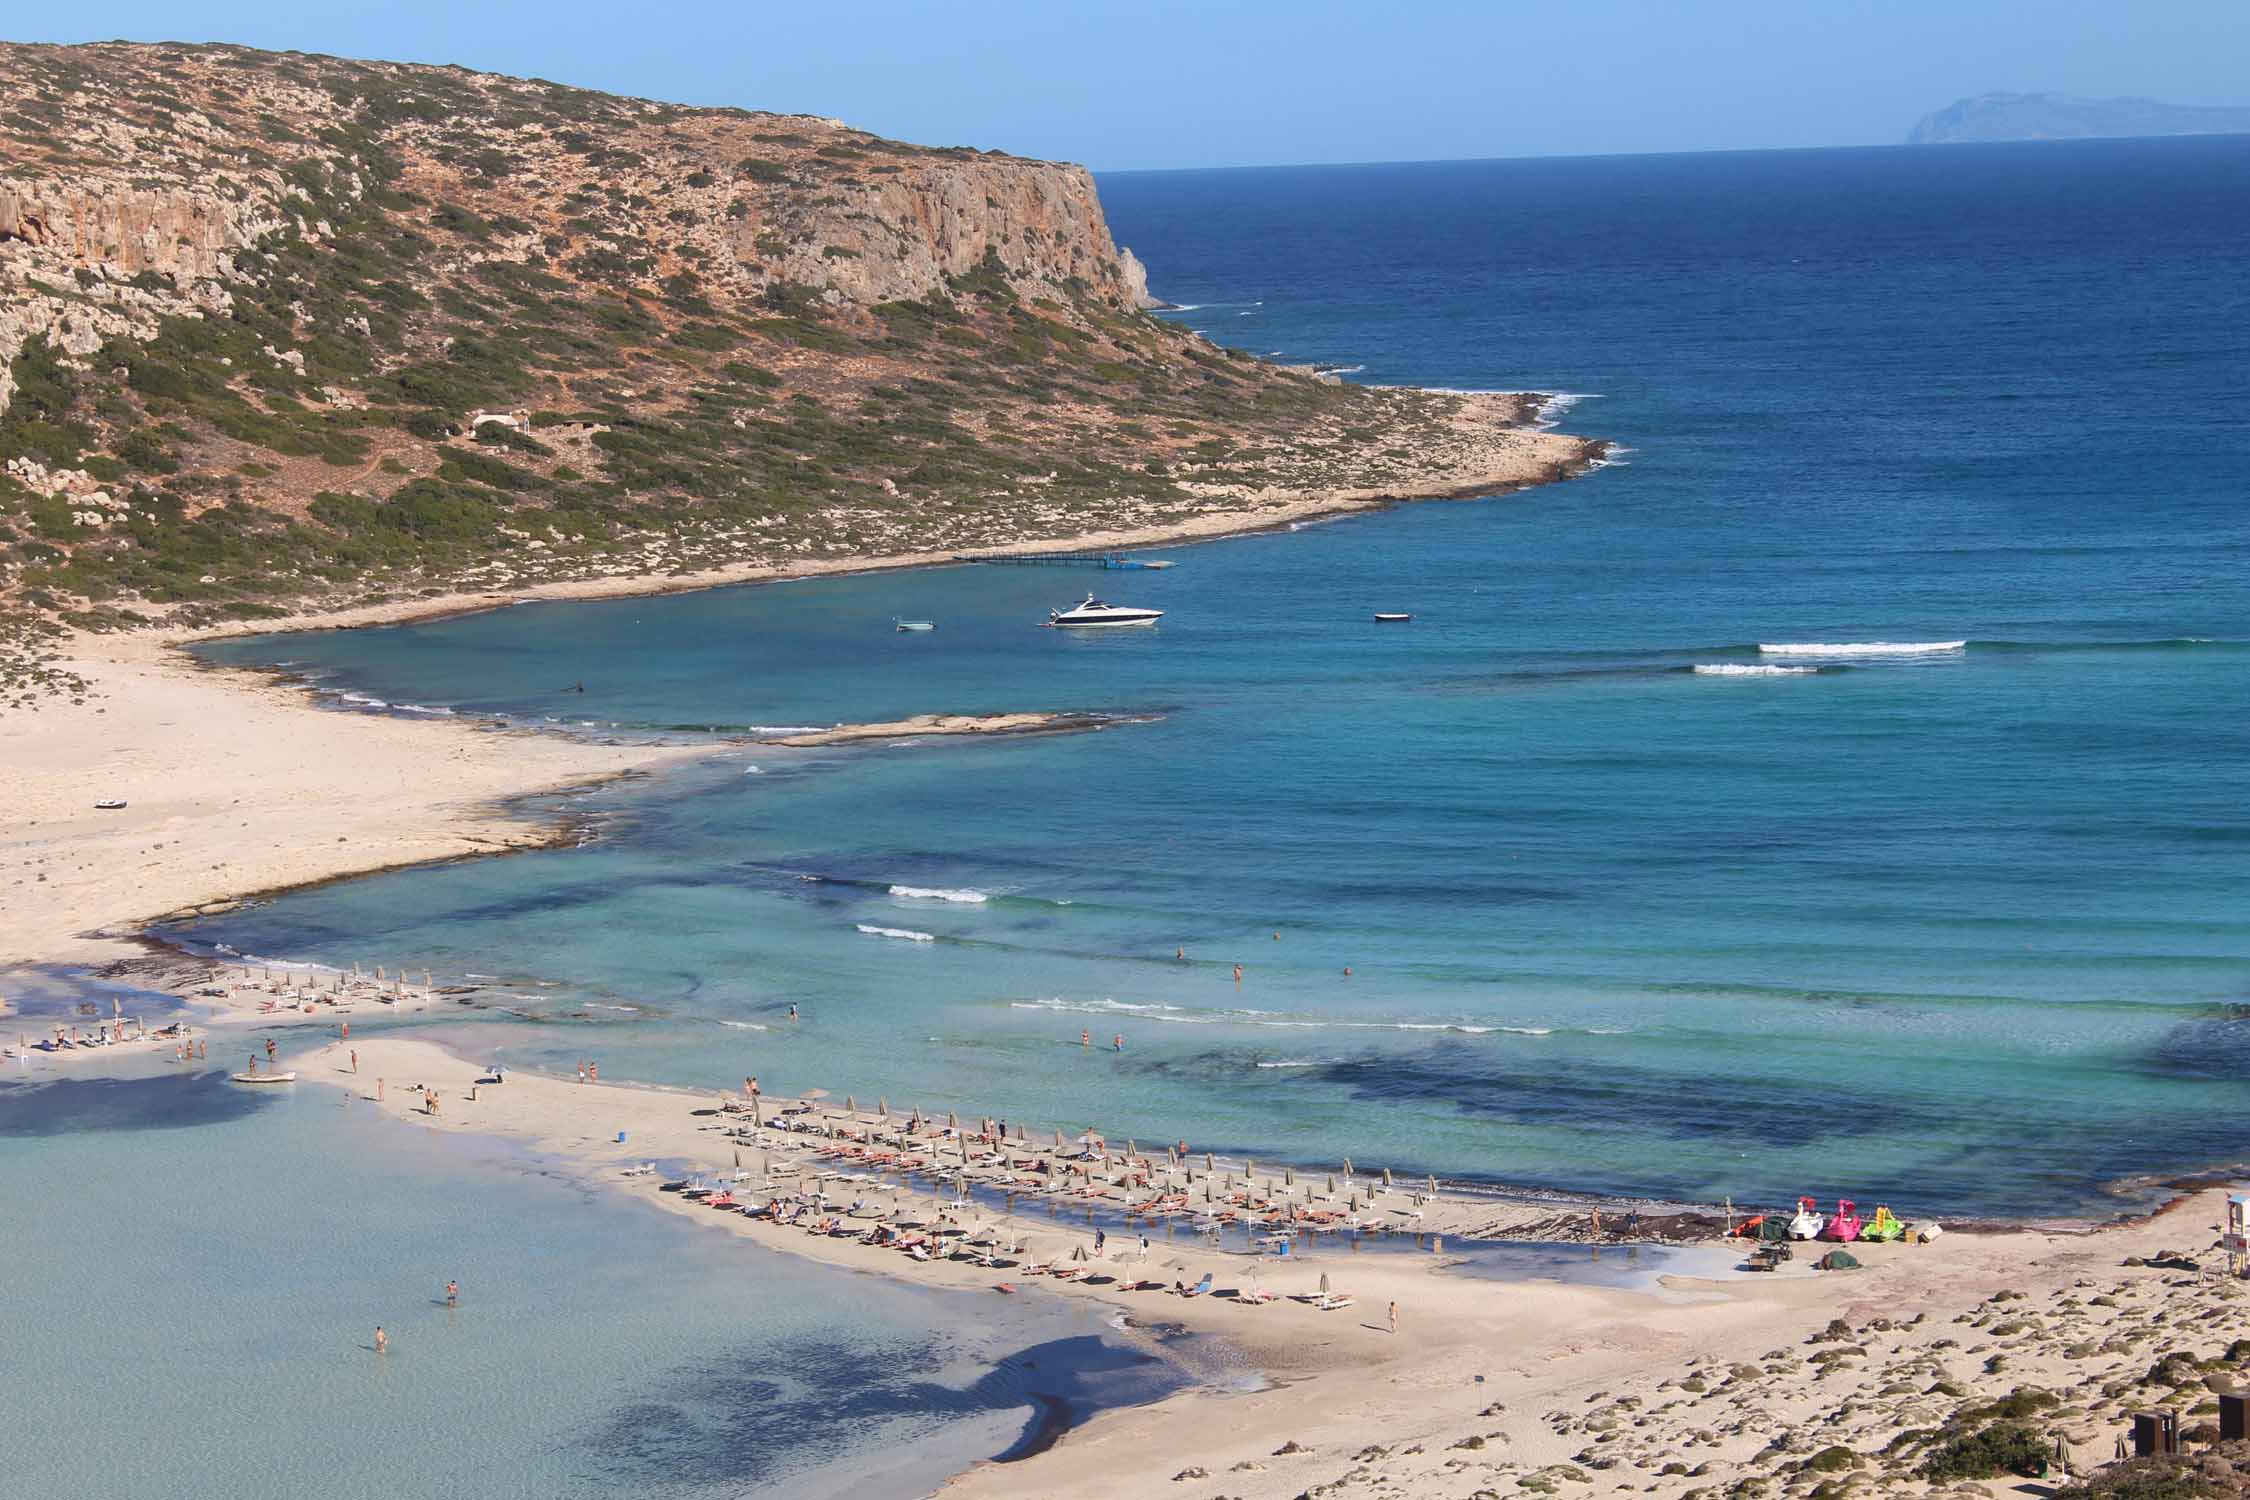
left=1179, top=1273, right=1213, bottom=1298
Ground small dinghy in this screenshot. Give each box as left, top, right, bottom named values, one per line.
left=229, top=1070, right=296, bottom=1084
left=1373, top=613, right=1413, bottom=623
left=94, top=798, right=128, bottom=810
left=1787, top=1195, right=1826, bottom=1240
left=894, top=619, right=935, bottom=632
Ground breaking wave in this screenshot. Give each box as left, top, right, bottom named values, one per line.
left=889, top=885, right=989, bottom=904
left=856, top=924, right=937, bottom=942
left=1694, top=663, right=1819, bottom=677
left=1759, top=640, right=1966, bottom=657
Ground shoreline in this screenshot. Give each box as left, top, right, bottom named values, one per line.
left=3, top=401, right=1599, bottom=973
left=78, top=1027, right=2239, bottom=1500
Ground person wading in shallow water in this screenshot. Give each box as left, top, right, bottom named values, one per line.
left=374, top=1326, right=388, bottom=1355
left=446, top=1280, right=459, bottom=1307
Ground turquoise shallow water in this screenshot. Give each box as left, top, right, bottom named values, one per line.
left=188, top=139, right=2250, bottom=1218
left=0, top=1050, right=1187, bottom=1500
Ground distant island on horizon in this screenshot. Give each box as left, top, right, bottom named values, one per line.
left=1910, top=91, right=2250, bottom=145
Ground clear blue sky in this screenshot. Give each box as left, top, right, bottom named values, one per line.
left=22, top=0, right=2250, bottom=170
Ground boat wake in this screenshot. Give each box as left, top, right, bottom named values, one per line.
left=856, top=924, right=938, bottom=943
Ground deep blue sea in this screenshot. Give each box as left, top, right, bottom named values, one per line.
left=188, top=138, right=2250, bottom=1220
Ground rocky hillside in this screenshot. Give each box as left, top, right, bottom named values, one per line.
left=1910, top=92, right=2250, bottom=145
left=0, top=41, right=1594, bottom=673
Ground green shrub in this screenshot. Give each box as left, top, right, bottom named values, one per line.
left=1922, top=1423, right=2049, bottom=1481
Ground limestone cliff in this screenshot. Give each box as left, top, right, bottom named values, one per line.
left=0, top=41, right=1591, bottom=643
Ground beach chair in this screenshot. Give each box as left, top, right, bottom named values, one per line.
left=1180, top=1273, right=1213, bottom=1298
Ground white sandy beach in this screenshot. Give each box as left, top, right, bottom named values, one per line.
left=225, top=1031, right=2248, bottom=1500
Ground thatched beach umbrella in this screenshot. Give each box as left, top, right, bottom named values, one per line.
left=1383, top=1167, right=1394, bottom=1188
left=845, top=1094, right=857, bottom=1116
left=1284, top=1167, right=1294, bottom=1187
left=1053, top=1128, right=1066, bottom=1151
left=1204, top=1153, right=1214, bottom=1172
left=947, top=1109, right=959, bottom=1132
left=1319, top=1273, right=1331, bottom=1296
left=1427, top=1174, right=1439, bottom=1197
left=1344, top=1157, right=1354, bottom=1179
left=878, top=1097, right=889, bottom=1119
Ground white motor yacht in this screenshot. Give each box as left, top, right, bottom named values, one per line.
left=1047, top=593, right=1162, bottom=628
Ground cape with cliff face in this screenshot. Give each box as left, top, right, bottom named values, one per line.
left=0, top=41, right=1597, bottom=677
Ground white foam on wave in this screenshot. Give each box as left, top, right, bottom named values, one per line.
left=1694, top=663, right=1818, bottom=677
left=857, top=924, right=936, bottom=942
left=889, top=885, right=989, bottom=904
left=1759, top=641, right=1966, bottom=657
left=749, top=725, right=826, bottom=735
left=718, top=1019, right=769, bottom=1031
left=742, top=766, right=764, bottom=775
left=1534, top=391, right=1603, bottom=427
left=337, top=691, right=389, bottom=709
left=1009, top=998, right=1206, bottom=1024
left=1255, top=1059, right=1319, bottom=1069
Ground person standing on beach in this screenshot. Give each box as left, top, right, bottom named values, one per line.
left=374, top=1326, right=388, bottom=1355
left=588, top=1062, right=598, bottom=1083
left=577, top=1061, right=586, bottom=1084
left=1388, top=1300, right=1398, bottom=1335
left=350, top=1049, right=358, bottom=1074
left=1094, top=1228, right=1106, bottom=1256
left=376, top=1077, right=384, bottom=1100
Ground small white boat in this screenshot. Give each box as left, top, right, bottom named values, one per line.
left=229, top=1070, right=297, bottom=1085
left=1373, top=613, right=1413, bottom=623
left=1048, top=594, right=1163, bottom=628
left=94, top=798, right=127, bottom=810
left=894, top=620, right=935, bottom=632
